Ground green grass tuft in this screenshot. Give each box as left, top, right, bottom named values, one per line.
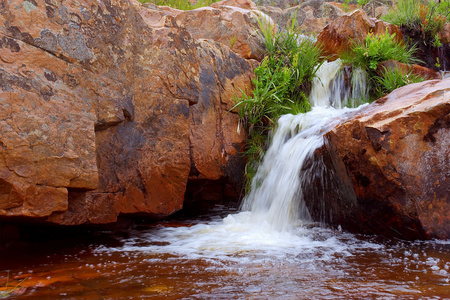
left=234, top=14, right=324, bottom=190
left=382, top=0, right=449, bottom=45
left=374, top=67, right=425, bottom=97
left=341, top=31, right=418, bottom=72
left=340, top=30, right=422, bottom=99
left=138, top=0, right=218, bottom=10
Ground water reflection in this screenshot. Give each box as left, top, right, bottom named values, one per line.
left=1, top=208, right=449, bottom=299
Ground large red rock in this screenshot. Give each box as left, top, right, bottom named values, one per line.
left=317, top=9, right=403, bottom=59
left=305, top=78, right=450, bottom=240
left=0, top=0, right=254, bottom=224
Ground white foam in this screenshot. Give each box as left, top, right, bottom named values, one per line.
left=95, top=211, right=384, bottom=267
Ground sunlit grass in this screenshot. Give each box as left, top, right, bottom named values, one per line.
left=138, top=0, right=218, bottom=10
left=233, top=14, right=324, bottom=190
left=374, top=67, right=425, bottom=97
left=383, top=0, right=449, bottom=45
left=340, top=31, right=423, bottom=99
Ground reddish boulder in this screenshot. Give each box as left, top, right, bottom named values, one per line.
left=317, top=9, right=403, bottom=59
left=359, top=0, right=390, bottom=18
left=327, top=1, right=358, bottom=12
left=306, top=78, right=450, bottom=239
left=0, top=0, right=254, bottom=225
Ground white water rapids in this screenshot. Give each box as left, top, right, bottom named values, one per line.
left=97, top=60, right=374, bottom=257
left=241, top=59, right=368, bottom=232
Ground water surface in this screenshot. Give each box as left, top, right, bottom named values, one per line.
left=1, top=207, right=449, bottom=299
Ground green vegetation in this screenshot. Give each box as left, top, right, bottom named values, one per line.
left=341, top=31, right=422, bottom=98
left=383, top=0, right=449, bottom=45
left=342, top=0, right=352, bottom=12
left=229, top=36, right=238, bottom=49
left=357, top=0, right=371, bottom=6
left=342, top=31, right=417, bottom=71
left=138, top=0, right=218, bottom=10
left=374, top=67, right=425, bottom=96
left=234, top=16, right=323, bottom=188
left=435, top=0, right=450, bottom=22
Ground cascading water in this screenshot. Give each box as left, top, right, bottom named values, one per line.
left=310, top=59, right=368, bottom=108
left=241, top=59, right=368, bottom=232
left=95, top=59, right=372, bottom=256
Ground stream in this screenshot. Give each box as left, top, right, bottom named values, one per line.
left=1, top=60, right=449, bottom=299
left=0, top=208, right=449, bottom=299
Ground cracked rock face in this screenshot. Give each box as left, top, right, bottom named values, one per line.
left=303, top=78, right=450, bottom=240
left=0, top=0, right=255, bottom=224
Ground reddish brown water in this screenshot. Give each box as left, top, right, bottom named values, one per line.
left=1, top=209, right=449, bottom=299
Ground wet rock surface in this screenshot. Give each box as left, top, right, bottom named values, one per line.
left=305, top=78, right=450, bottom=240
left=0, top=0, right=255, bottom=225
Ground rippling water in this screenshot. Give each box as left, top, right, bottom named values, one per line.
left=1, top=207, right=449, bottom=299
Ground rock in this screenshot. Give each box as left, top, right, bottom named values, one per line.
left=174, top=4, right=267, bottom=60
left=258, top=6, right=300, bottom=32
left=360, top=0, right=392, bottom=18
left=440, top=23, right=450, bottom=44
left=210, top=0, right=258, bottom=10
left=305, top=78, right=450, bottom=240
left=317, top=9, right=403, bottom=59
left=259, top=1, right=345, bottom=35
left=0, top=0, right=254, bottom=225
left=186, top=39, right=250, bottom=202
left=299, top=1, right=345, bottom=34
left=141, top=0, right=268, bottom=60
left=327, top=1, right=358, bottom=12
left=140, top=2, right=183, bottom=23
left=377, top=60, right=441, bottom=80
left=254, top=0, right=299, bottom=9
left=374, top=5, right=390, bottom=19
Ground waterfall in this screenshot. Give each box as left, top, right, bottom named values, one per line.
left=310, top=59, right=368, bottom=108
left=241, top=60, right=368, bottom=232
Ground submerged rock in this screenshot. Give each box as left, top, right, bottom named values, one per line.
left=0, top=0, right=255, bottom=225
left=306, top=78, right=450, bottom=240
